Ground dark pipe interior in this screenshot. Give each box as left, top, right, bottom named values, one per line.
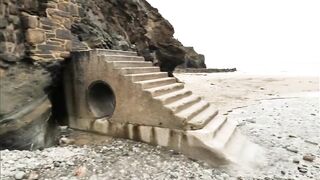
left=87, top=81, right=116, bottom=118
left=47, top=62, right=68, bottom=126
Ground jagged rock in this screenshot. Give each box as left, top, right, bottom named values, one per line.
left=179, top=47, right=206, bottom=68
left=0, top=53, right=21, bottom=63
left=0, top=63, right=57, bottom=150
left=0, top=64, right=51, bottom=117
left=303, top=153, right=316, bottom=162
left=71, top=0, right=204, bottom=73
left=2, top=0, right=205, bottom=70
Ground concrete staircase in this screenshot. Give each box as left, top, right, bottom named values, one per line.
left=65, top=49, right=264, bottom=167
left=97, top=49, right=219, bottom=131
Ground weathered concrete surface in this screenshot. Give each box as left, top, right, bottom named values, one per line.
left=64, top=49, right=263, bottom=167
left=64, top=50, right=208, bottom=130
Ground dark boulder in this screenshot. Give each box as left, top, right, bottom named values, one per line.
left=183, top=47, right=206, bottom=68
left=0, top=63, right=57, bottom=150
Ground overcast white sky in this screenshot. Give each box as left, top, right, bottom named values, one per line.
left=147, top=0, right=320, bottom=74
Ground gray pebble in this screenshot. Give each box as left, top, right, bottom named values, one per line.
left=285, top=146, right=298, bottom=153
left=14, top=171, right=25, bottom=180
left=293, top=158, right=300, bottom=164
left=303, top=153, right=316, bottom=162
left=297, top=167, right=308, bottom=173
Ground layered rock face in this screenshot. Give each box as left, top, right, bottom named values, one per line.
left=71, top=0, right=206, bottom=72
left=1, top=0, right=206, bottom=70
left=1, top=0, right=83, bottom=149
left=178, top=47, right=206, bottom=68
left=0, top=0, right=206, bottom=149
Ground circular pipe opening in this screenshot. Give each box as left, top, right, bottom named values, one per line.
left=87, top=81, right=116, bottom=118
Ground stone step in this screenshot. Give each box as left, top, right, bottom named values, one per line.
left=212, top=120, right=237, bottom=149
left=202, top=114, right=227, bottom=133
left=96, top=49, right=137, bottom=56
left=155, top=89, right=192, bottom=104
left=224, top=133, right=262, bottom=165
left=145, top=83, right=185, bottom=97
left=125, top=72, right=168, bottom=82
left=185, top=106, right=219, bottom=130
left=120, top=67, right=160, bottom=75
left=137, top=77, right=177, bottom=89
left=112, top=61, right=153, bottom=68
left=224, top=130, right=247, bottom=157
left=166, top=95, right=201, bottom=113
left=176, top=101, right=210, bottom=122
left=100, top=55, right=144, bottom=62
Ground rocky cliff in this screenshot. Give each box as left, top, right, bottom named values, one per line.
left=71, top=0, right=206, bottom=72
left=0, top=0, right=206, bottom=149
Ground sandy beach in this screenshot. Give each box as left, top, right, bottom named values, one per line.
left=1, top=72, right=319, bottom=179
left=176, top=72, right=320, bottom=179
left=175, top=72, right=319, bottom=114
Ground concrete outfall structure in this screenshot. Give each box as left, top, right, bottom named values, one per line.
left=64, top=49, right=264, bottom=167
